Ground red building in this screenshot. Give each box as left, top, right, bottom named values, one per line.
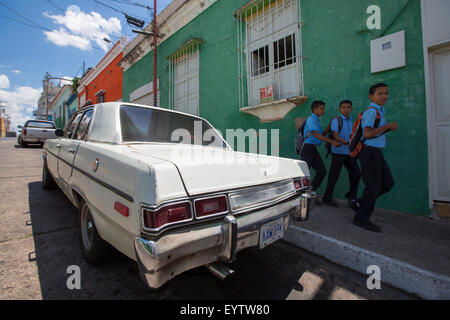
left=78, top=37, right=128, bottom=107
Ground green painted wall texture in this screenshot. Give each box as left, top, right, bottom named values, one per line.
left=122, top=0, right=428, bottom=216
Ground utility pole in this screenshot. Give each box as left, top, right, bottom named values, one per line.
left=152, top=0, right=158, bottom=107
left=131, top=2, right=158, bottom=107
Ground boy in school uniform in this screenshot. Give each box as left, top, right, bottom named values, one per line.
left=301, top=100, right=341, bottom=203
left=354, top=83, right=398, bottom=233
left=322, top=100, right=361, bottom=209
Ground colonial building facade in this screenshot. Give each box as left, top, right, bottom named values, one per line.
left=119, top=0, right=450, bottom=217
left=77, top=37, right=128, bottom=108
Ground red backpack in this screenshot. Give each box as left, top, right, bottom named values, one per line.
left=348, top=107, right=381, bottom=158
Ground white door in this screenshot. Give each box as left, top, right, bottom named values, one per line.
left=430, top=45, right=450, bottom=201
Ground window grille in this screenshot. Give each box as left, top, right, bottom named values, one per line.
left=236, top=0, right=303, bottom=109
left=168, top=39, right=203, bottom=116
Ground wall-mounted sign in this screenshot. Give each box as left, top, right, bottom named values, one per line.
left=260, top=86, right=274, bottom=104
left=371, top=30, right=406, bottom=73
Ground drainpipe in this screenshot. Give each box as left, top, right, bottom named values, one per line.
left=153, top=0, right=158, bottom=107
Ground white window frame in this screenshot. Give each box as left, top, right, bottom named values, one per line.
left=168, top=39, right=203, bottom=116
left=236, top=0, right=303, bottom=109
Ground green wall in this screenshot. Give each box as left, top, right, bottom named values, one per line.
left=123, top=0, right=429, bottom=216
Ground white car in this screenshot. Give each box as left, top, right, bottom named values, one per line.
left=18, top=120, right=61, bottom=147
left=42, top=102, right=315, bottom=289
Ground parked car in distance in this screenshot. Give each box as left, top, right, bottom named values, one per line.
left=42, top=102, right=315, bottom=289
left=18, top=120, right=62, bottom=148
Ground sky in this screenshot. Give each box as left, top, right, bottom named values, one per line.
left=0, top=0, right=172, bottom=130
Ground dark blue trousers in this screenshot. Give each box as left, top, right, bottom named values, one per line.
left=355, top=146, right=394, bottom=222
left=300, top=144, right=327, bottom=192
left=323, top=154, right=361, bottom=202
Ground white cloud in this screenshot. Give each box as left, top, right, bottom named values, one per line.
left=44, top=5, right=122, bottom=52
left=44, top=27, right=92, bottom=51
left=12, top=70, right=21, bottom=74
left=0, top=74, right=10, bottom=89
left=0, top=75, right=41, bottom=129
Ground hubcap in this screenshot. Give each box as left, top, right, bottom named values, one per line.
left=81, top=204, right=94, bottom=250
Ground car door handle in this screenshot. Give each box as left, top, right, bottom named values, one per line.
left=68, top=148, right=76, bottom=154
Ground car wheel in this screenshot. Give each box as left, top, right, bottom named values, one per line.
left=42, top=159, right=56, bottom=190
left=79, top=200, right=111, bottom=265
left=20, top=138, right=27, bottom=148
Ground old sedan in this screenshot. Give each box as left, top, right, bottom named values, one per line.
left=42, top=102, right=315, bottom=289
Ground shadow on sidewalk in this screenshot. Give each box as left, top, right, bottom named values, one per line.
left=26, top=181, right=414, bottom=300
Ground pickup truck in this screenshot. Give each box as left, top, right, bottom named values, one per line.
left=42, top=102, right=315, bottom=289
left=18, top=120, right=60, bottom=148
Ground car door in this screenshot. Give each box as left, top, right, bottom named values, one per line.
left=58, top=109, right=94, bottom=192
left=50, top=113, right=82, bottom=184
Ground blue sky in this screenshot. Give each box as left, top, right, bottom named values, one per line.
left=0, top=0, right=172, bottom=128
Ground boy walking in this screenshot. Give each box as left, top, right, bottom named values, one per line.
left=322, top=100, right=361, bottom=209
left=301, top=100, right=341, bottom=203
left=354, top=83, right=398, bottom=233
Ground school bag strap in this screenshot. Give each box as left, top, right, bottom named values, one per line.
left=325, top=116, right=344, bottom=158
left=363, top=106, right=387, bottom=141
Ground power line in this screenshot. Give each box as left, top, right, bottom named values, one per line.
left=108, top=0, right=152, bottom=10
left=0, top=1, right=117, bottom=53
left=0, top=14, right=44, bottom=30
left=92, top=0, right=151, bottom=23
left=0, top=1, right=51, bottom=31
left=45, top=0, right=65, bottom=13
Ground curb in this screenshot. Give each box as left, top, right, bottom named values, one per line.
left=284, top=224, right=450, bottom=300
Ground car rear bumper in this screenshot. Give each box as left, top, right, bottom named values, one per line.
left=134, top=191, right=315, bottom=289
left=23, top=137, right=48, bottom=143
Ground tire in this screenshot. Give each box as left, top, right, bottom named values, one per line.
left=42, top=159, right=57, bottom=190
left=20, top=138, right=27, bottom=148
left=79, top=200, right=111, bottom=265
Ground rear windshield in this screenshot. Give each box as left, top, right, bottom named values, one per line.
left=25, top=121, right=56, bottom=129
left=120, top=105, right=227, bottom=149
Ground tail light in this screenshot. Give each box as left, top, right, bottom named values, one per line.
left=301, top=178, right=312, bottom=187
left=194, top=196, right=228, bottom=218
left=143, top=202, right=192, bottom=229
left=294, top=178, right=312, bottom=190
left=24, top=128, right=27, bottom=136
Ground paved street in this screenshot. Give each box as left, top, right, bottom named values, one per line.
left=0, top=138, right=417, bottom=300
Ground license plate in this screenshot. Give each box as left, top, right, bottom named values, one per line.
left=259, top=218, right=284, bottom=249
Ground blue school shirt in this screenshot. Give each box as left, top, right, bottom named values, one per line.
left=331, top=115, right=353, bottom=155
left=361, top=102, right=386, bottom=148
left=303, top=114, right=322, bottom=146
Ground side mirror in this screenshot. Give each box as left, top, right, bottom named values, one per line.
left=55, top=129, right=64, bottom=137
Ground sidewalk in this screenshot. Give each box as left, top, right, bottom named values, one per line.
left=284, top=199, right=450, bottom=300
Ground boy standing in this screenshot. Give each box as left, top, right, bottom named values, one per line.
left=301, top=100, right=341, bottom=203
left=322, top=100, right=361, bottom=209
left=354, top=83, right=398, bottom=233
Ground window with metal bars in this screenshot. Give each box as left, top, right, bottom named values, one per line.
left=168, top=39, right=203, bottom=116
left=236, top=0, right=303, bottom=108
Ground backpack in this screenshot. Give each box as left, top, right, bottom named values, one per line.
left=295, top=119, right=310, bottom=155
left=325, top=116, right=343, bottom=158
left=348, top=107, right=381, bottom=158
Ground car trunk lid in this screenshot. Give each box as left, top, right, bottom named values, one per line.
left=127, top=144, right=309, bottom=196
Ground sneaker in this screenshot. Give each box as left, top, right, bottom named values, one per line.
left=315, top=197, right=322, bottom=206
left=323, top=199, right=340, bottom=208
left=353, top=219, right=382, bottom=233
left=347, top=200, right=360, bottom=212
